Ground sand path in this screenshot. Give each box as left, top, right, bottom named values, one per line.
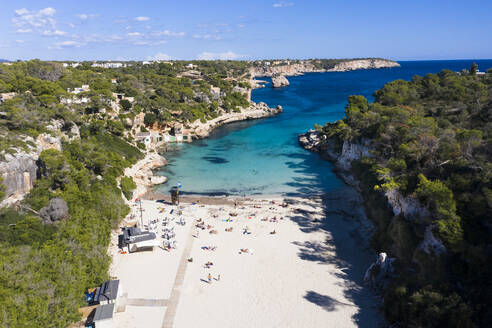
left=162, top=219, right=195, bottom=328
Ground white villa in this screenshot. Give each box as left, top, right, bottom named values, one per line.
left=67, top=85, right=90, bottom=94
left=91, top=62, right=126, bottom=69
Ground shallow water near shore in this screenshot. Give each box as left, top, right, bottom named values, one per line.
left=157, top=59, right=492, bottom=196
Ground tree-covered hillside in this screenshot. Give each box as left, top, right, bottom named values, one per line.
left=316, top=67, right=491, bottom=327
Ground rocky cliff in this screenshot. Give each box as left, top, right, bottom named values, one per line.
left=298, top=130, right=445, bottom=256
left=0, top=134, right=62, bottom=207
left=327, top=59, right=400, bottom=72
left=253, top=58, right=400, bottom=78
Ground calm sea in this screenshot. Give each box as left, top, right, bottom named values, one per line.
left=156, top=60, right=492, bottom=196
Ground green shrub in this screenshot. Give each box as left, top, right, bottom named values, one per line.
left=120, top=176, right=137, bottom=200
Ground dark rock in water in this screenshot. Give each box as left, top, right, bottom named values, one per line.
left=39, top=197, right=69, bottom=224
left=201, top=156, right=229, bottom=164
left=298, top=130, right=323, bottom=151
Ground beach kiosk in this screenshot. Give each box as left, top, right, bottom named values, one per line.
left=94, top=280, right=122, bottom=306
left=171, top=186, right=180, bottom=205
left=120, top=226, right=158, bottom=253
left=86, top=303, right=114, bottom=328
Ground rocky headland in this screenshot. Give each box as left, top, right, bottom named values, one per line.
left=252, top=58, right=400, bottom=78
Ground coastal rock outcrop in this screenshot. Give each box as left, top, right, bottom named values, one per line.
left=123, top=152, right=168, bottom=199
left=39, top=197, right=69, bottom=224
left=298, top=130, right=324, bottom=150
left=363, top=252, right=396, bottom=290
left=271, top=75, right=290, bottom=88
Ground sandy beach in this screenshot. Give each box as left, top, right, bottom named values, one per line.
left=109, top=191, right=382, bottom=328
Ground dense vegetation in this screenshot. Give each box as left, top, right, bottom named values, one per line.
left=0, top=59, right=251, bottom=154
left=0, top=59, right=252, bottom=327
left=317, top=67, right=491, bottom=327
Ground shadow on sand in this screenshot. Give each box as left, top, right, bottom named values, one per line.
left=282, top=150, right=383, bottom=328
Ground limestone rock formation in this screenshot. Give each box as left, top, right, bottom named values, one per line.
left=363, top=252, right=396, bottom=290
left=0, top=152, right=38, bottom=205
left=271, top=75, right=290, bottom=88
left=418, top=226, right=446, bottom=255
left=39, top=197, right=69, bottom=224
left=0, top=133, right=63, bottom=207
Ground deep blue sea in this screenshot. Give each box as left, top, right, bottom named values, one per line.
left=157, top=60, right=492, bottom=196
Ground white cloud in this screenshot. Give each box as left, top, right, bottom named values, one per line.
left=39, top=8, right=56, bottom=16
left=134, top=40, right=167, bottom=46
left=135, top=16, right=150, bottom=21
left=273, top=2, right=294, bottom=7
left=192, top=34, right=222, bottom=40
left=52, top=40, right=84, bottom=49
left=77, top=13, right=98, bottom=20
left=127, top=32, right=142, bottom=37
left=197, top=50, right=243, bottom=60
left=42, top=30, right=66, bottom=36
left=155, top=30, right=186, bottom=37
left=147, top=52, right=172, bottom=61
left=12, top=7, right=57, bottom=34
left=15, top=8, right=29, bottom=16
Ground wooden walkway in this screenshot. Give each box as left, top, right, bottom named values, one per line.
left=161, top=223, right=196, bottom=328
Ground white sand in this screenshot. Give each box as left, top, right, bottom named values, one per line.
left=110, top=196, right=382, bottom=328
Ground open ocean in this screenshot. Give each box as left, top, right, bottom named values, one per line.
left=156, top=60, right=492, bottom=196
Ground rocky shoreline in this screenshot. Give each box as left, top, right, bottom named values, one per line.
left=188, top=101, right=282, bottom=139
left=298, top=129, right=448, bottom=290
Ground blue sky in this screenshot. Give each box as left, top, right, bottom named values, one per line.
left=1, top=0, right=491, bottom=61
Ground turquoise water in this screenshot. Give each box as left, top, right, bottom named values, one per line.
left=157, top=60, right=492, bottom=196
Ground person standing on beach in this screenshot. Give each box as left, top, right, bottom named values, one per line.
left=208, top=273, right=212, bottom=283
